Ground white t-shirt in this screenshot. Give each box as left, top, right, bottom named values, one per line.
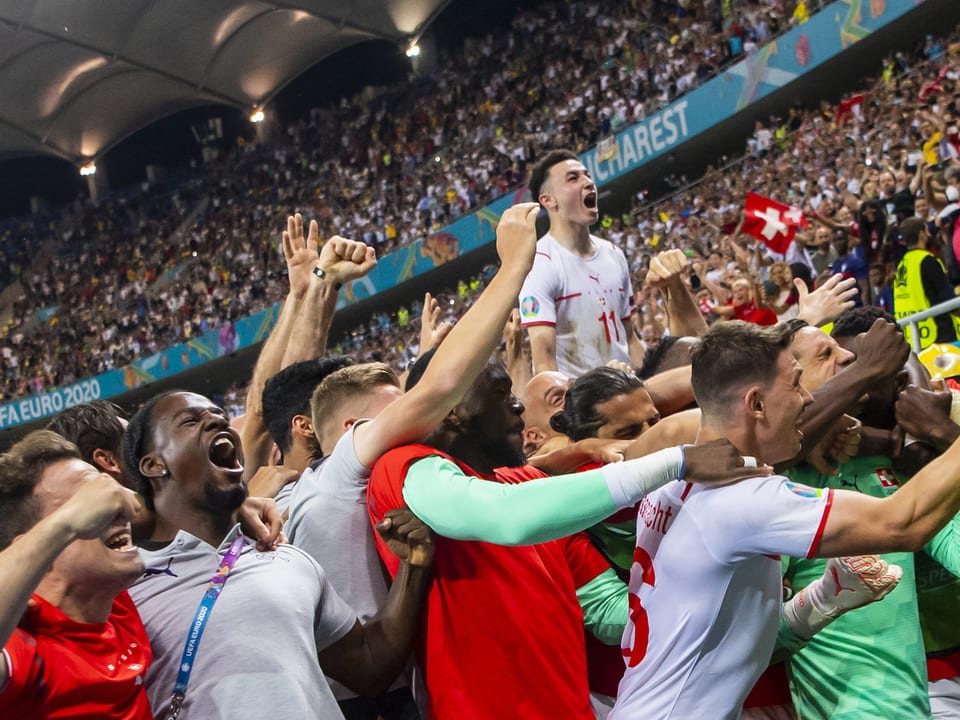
left=285, top=425, right=405, bottom=700
left=610, top=476, right=832, bottom=720
left=519, top=232, right=635, bottom=377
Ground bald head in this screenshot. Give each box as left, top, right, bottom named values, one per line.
left=519, top=371, right=571, bottom=456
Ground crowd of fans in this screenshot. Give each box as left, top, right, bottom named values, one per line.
left=220, top=22, right=960, bottom=419
left=0, top=0, right=819, bottom=403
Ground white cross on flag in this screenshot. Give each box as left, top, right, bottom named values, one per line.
left=742, top=192, right=808, bottom=254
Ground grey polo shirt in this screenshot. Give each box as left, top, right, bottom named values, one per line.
left=286, top=423, right=406, bottom=701
left=130, top=524, right=356, bottom=719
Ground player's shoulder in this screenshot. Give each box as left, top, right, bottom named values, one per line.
left=533, top=233, right=561, bottom=257
left=688, top=474, right=794, bottom=506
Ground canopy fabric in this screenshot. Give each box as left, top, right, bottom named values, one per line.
left=0, top=0, right=446, bottom=163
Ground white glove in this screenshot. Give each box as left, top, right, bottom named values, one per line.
left=782, top=555, right=903, bottom=639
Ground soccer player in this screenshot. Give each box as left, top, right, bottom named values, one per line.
left=0, top=430, right=148, bottom=719
left=609, top=319, right=960, bottom=719
left=519, top=149, right=643, bottom=375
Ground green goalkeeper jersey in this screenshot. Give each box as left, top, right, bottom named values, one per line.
left=780, top=458, right=931, bottom=720
left=916, top=512, right=960, bottom=656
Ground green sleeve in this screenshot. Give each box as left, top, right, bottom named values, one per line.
left=576, top=568, right=629, bottom=645
left=401, top=455, right=619, bottom=545
left=925, top=511, right=960, bottom=576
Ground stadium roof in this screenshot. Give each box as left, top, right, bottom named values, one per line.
left=0, top=0, right=448, bottom=165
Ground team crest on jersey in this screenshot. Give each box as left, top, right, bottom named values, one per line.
left=876, top=468, right=899, bottom=488
left=785, top=481, right=822, bottom=498
left=520, top=296, right=540, bottom=318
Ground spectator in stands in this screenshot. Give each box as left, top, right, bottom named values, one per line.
left=893, top=216, right=960, bottom=349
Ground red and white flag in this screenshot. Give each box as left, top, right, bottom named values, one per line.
left=835, top=94, right=864, bottom=125
left=742, top=192, right=808, bottom=254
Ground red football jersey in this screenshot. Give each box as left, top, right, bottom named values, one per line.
left=368, top=445, right=608, bottom=720
left=0, top=591, right=152, bottom=720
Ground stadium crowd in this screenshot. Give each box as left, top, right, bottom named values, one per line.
left=5, top=4, right=960, bottom=719
left=0, top=0, right=819, bottom=401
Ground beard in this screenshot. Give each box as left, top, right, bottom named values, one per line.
left=203, top=481, right=248, bottom=514
left=481, top=435, right=527, bottom=469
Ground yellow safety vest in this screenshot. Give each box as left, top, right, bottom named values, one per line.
left=894, top=248, right=960, bottom=350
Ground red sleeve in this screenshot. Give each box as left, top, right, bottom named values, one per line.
left=564, top=532, right=614, bottom=588
left=805, top=488, right=834, bottom=559
left=0, top=628, right=40, bottom=711
left=367, top=444, right=448, bottom=577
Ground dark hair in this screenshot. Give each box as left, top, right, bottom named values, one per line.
left=528, top=149, right=578, bottom=201
left=858, top=199, right=887, bottom=242
left=789, top=262, right=813, bottom=291
left=899, top=216, right=926, bottom=248
left=831, top=306, right=896, bottom=338
left=405, top=348, right=437, bottom=392
left=262, top=357, right=354, bottom=453
left=637, top=336, right=701, bottom=379
left=550, top=367, right=643, bottom=441
left=46, top=401, right=126, bottom=464
left=691, top=321, right=796, bottom=420
left=122, top=390, right=180, bottom=511
left=0, top=430, right=82, bottom=549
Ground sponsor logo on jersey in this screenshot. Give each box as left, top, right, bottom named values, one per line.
left=143, top=558, right=178, bottom=578
left=876, top=468, right=899, bottom=489
left=785, top=481, right=822, bottom=498
left=520, top=296, right=540, bottom=318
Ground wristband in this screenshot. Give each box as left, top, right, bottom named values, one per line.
left=601, top=446, right=684, bottom=507
left=312, top=265, right=342, bottom=289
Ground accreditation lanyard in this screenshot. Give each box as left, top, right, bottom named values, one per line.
left=166, top=534, right=245, bottom=720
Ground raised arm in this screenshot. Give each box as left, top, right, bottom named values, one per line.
left=503, top=308, right=532, bottom=398
left=645, top=249, right=708, bottom=338
left=280, top=233, right=376, bottom=367
left=241, top=215, right=375, bottom=476
left=240, top=215, right=329, bottom=474
left=353, top=203, right=544, bottom=467
left=815, top=431, right=960, bottom=556
left=0, top=476, right=139, bottom=683
left=528, top=325, right=560, bottom=374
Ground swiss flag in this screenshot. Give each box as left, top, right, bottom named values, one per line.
left=876, top=468, right=899, bottom=489
left=742, top=192, right=808, bottom=254
left=835, top=94, right=864, bottom=125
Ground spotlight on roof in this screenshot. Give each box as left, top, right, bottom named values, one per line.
left=79, top=162, right=96, bottom=176
left=249, top=108, right=265, bottom=123
left=405, top=42, right=420, bottom=58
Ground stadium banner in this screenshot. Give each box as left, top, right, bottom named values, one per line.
left=0, top=0, right=927, bottom=430
left=0, top=304, right=280, bottom=430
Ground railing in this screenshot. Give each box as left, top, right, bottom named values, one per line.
left=896, top=296, right=960, bottom=353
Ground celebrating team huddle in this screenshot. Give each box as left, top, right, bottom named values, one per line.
left=5, top=3, right=960, bottom=718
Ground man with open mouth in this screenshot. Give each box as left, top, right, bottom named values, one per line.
left=519, top=148, right=645, bottom=377
left=123, top=390, right=434, bottom=720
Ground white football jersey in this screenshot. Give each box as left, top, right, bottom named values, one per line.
left=519, top=233, right=634, bottom=377
left=610, top=476, right=832, bottom=720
